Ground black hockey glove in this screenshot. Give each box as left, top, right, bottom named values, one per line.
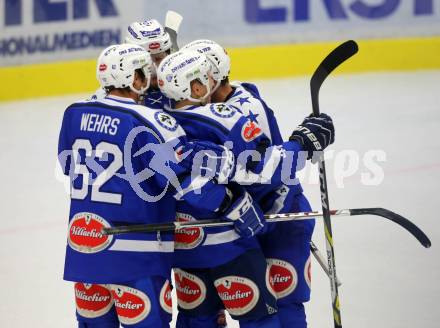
left=289, top=113, right=335, bottom=161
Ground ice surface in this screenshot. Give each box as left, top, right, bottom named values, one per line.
left=0, top=71, right=439, bottom=327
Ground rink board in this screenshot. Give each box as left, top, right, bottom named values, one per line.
left=1, top=36, right=440, bottom=102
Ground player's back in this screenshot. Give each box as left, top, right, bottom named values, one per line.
left=58, top=95, right=184, bottom=283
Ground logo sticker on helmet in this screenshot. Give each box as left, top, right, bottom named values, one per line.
left=68, top=213, right=113, bottom=254
left=141, top=27, right=161, bottom=38
left=160, top=280, right=173, bottom=314
left=214, top=276, right=259, bottom=316
left=75, top=283, right=113, bottom=318
left=111, top=285, right=151, bottom=325
left=99, top=64, right=107, bottom=72
left=154, top=111, right=178, bottom=132
left=241, top=120, right=262, bottom=142
left=174, top=269, right=207, bottom=310
left=127, top=26, right=141, bottom=40
left=266, top=258, right=298, bottom=299
left=149, top=42, right=161, bottom=50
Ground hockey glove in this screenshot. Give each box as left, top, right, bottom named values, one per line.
left=178, top=140, right=235, bottom=184
left=223, top=187, right=266, bottom=238
left=289, top=113, right=335, bottom=162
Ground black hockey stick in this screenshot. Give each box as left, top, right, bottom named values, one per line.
left=163, top=12, right=346, bottom=286
left=310, top=241, right=342, bottom=286
left=101, top=207, right=430, bottom=248
left=311, top=40, right=359, bottom=328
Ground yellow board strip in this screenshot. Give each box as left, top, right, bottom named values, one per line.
left=228, top=36, right=440, bottom=80
left=0, top=59, right=98, bottom=102
left=1, top=36, right=440, bottom=102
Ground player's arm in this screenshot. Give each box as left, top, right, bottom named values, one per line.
left=155, top=136, right=265, bottom=237
left=236, top=112, right=334, bottom=186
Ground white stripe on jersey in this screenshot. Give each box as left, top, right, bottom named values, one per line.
left=203, top=229, right=240, bottom=246
left=109, top=239, right=174, bottom=252
left=167, top=103, right=242, bottom=132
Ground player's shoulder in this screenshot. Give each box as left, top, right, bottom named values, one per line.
left=77, top=96, right=185, bottom=142
left=125, top=102, right=185, bottom=142
left=230, top=80, right=260, bottom=94
left=227, top=82, right=262, bottom=105
left=184, top=103, right=243, bottom=131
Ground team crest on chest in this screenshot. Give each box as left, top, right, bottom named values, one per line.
left=154, top=111, right=178, bottom=131
left=210, top=103, right=235, bottom=118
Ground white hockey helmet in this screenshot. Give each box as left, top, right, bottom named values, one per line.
left=125, top=19, right=171, bottom=55
left=181, top=39, right=230, bottom=82
left=157, top=50, right=213, bottom=102
left=96, top=43, right=153, bottom=95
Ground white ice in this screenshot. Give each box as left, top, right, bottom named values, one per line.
left=0, top=70, right=439, bottom=327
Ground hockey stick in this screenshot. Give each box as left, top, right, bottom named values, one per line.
left=311, top=40, right=358, bottom=328
left=164, top=10, right=183, bottom=53
left=101, top=207, right=430, bottom=248
left=162, top=10, right=341, bottom=287
left=162, top=11, right=340, bottom=286
left=311, top=241, right=342, bottom=286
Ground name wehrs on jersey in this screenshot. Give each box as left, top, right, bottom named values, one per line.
left=80, top=113, right=120, bottom=135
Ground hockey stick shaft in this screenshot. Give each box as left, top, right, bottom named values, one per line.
left=311, top=241, right=342, bottom=287
left=101, top=207, right=430, bottom=248
left=310, top=40, right=359, bottom=328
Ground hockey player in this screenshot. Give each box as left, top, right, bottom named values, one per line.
left=157, top=50, right=334, bottom=328
left=125, top=19, right=175, bottom=110
left=91, top=19, right=174, bottom=106
left=181, top=39, right=320, bottom=327
left=58, top=43, right=266, bottom=328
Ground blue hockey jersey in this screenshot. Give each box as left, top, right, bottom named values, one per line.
left=225, top=81, right=305, bottom=212
left=144, top=88, right=174, bottom=110
left=57, top=95, right=229, bottom=283
left=166, top=98, right=305, bottom=268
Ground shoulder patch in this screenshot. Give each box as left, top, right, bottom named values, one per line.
left=241, top=120, right=262, bottom=142
left=210, top=103, right=236, bottom=119
left=154, top=111, right=178, bottom=132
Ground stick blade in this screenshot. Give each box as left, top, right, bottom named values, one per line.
left=311, top=40, right=359, bottom=115
left=164, top=10, right=183, bottom=52
left=165, top=10, right=183, bottom=31
left=350, top=208, right=432, bottom=248
left=312, top=40, right=358, bottom=83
